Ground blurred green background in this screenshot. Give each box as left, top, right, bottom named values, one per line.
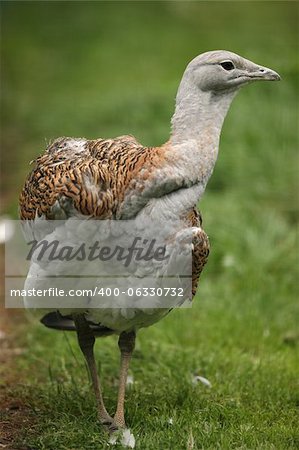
left=1, top=2, right=298, bottom=449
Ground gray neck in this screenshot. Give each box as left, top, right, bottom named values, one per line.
left=170, top=71, right=238, bottom=145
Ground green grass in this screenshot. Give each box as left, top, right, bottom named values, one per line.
left=1, top=1, right=299, bottom=449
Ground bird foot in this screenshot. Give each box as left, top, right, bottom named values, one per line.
left=100, top=415, right=125, bottom=433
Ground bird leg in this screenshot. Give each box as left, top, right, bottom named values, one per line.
left=113, top=331, right=136, bottom=428
left=74, top=314, right=114, bottom=428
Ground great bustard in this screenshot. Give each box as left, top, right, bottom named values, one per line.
left=19, top=50, right=280, bottom=431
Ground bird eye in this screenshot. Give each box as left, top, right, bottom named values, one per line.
left=220, top=61, right=235, bottom=71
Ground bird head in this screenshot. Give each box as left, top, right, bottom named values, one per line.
left=186, top=50, right=280, bottom=92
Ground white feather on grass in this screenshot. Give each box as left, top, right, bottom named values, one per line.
left=109, top=428, right=135, bottom=448
left=192, top=375, right=212, bottom=388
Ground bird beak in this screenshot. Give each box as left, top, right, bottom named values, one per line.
left=246, top=65, right=281, bottom=81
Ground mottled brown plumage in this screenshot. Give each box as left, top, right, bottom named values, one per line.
left=20, top=136, right=163, bottom=219
left=187, top=208, right=210, bottom=296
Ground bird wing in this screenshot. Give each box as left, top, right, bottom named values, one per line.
left=185, top=208, right=210, bottom=296
left=19, top=135, right=185, bottom=220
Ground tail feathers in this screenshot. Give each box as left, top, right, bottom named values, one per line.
left=40, top=311, right=114, bottom=336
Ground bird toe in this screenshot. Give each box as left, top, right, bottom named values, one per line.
left=101, top=417, right=124, bottom=433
